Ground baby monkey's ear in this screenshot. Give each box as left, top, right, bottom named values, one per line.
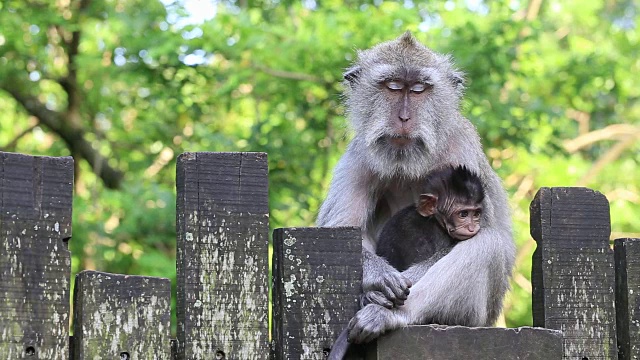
left=418, top=194, right=438, bottom=217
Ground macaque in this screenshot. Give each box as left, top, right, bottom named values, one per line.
left=376, top=165, right=484, bottom=272
left=317, top=32, right=515, bottom=347
left=328, top=165, right=484, bottom=359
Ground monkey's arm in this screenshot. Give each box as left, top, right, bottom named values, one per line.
left=349, top=167, right=515, bottom=342
left=350, top=230, right=511, bottom=343
left=317, top=149, right=411, bottom=306
left=361, top=244, right=452, bottom=308
left=361, top=255, right=439, bottom=309
left=316, top=149, right=369, bottom=236
left=361, top=250, right=411, bottom=307
left=401, top=246, right=453, bottom=284
left=393, top=134, right=515, bottom=325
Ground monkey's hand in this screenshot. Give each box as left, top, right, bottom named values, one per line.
left=362, top=250, right=412, bottom=307
left=360, top=291, right=394, bottom=309
left=348, top=304, right=407, bottom=344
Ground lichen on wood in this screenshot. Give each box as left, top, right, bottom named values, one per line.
left=272, top=227, right=362, bottom=359
left=176, top=152, right=270, bottom=360
left=531, top=187, right=617, bottom=359
left=72, top=270, right=171, bottom=359
left=0, top=152, right=73, bottom=359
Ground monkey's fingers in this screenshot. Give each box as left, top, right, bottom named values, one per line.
left=375, top=281, right=405, bottom=306
left=361, top=291, right=393, bottom=309
left=383, top=272, right=411, bottom=304
left=363, top=265, right=411, bottom=305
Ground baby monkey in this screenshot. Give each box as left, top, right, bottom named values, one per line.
left=329, top=165, right=484, bottom=360
left=376, top=164, right=485, bottom=272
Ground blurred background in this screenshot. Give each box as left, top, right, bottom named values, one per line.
left=0, top=0, right=638, bottom=329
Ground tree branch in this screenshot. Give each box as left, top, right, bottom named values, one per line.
left=576, top=134, right=639, bottom=186
left=1, top=85, right=123, bottom=189
left=0, top=124, right=38, bottom=151
left=563, top=123, right=640, bottom=153
left=253, top=64, right=325, bottom=83
left=525, top=0, right=543, bottom=21
left=60, top=0, right=92, bottom=124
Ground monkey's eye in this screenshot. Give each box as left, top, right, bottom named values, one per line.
left=474, top=209, right=482, bottom=218
left=410, top=83, right=428, bottom=93
left=459, top=210, right=469, bottom=218
left=385, top=81, right=404, bottom=91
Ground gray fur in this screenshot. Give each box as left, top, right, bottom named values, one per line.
left=318, top=32, right=515, bottom=346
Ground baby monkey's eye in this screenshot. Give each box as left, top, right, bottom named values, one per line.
left=385, top=81, right=404, bottom=91
left=474, top=209, right=483, bottom=218
left=459, top=210, right=469, bottom=218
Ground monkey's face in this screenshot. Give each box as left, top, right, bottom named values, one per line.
left=444, top=205, right=483, bottom=241
left=342, top=33, right=465, bottom=179
left=375, top=70, right=434, bottom=147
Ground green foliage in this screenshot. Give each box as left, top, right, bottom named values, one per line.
left=1, top=0, right=638, bottom=329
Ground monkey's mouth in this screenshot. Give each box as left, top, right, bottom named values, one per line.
left=385, top=135, right=414, bottom=148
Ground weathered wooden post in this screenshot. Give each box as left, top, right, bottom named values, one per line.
left=272, top=227, right=363, bottom=359
left=71, top=271, right=171, bottom=359
left=0, top=152, right=73, bottom=359
left=367, top=325, right=563, bottom=359
left=531, top=187, right=617, bottom=359
left=176, top=152, right=270, bottom=359
left=614, top=238, right=640, bottom=359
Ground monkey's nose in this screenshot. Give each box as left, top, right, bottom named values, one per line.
left=398, top=109, right=410, bottom=122
left=399, top=94, right=411, bottom=122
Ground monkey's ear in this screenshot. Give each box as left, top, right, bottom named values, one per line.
left=343, top=65, right=362, bottom=84
left=418, top=194, right=438, bottom=217
left=449, top=70, right=466, bottom=96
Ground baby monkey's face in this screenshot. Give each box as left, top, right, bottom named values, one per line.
left=443, top=204, right=483, bottom=241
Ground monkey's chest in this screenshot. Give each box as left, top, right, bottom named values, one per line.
left=373, top=183, right=421, bottom=230
left=383, top=183, right=420, bottom=213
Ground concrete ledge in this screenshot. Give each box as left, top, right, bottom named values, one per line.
left=366, top=325, right=563, bottom=360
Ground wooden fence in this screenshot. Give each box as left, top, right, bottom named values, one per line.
left=0, top=151, right=638, bottom=359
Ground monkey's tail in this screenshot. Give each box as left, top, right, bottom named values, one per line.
left=327, top=327, right=350, bottom=360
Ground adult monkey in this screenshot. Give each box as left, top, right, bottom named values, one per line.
left=317, top=32, right=515, bottom=344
